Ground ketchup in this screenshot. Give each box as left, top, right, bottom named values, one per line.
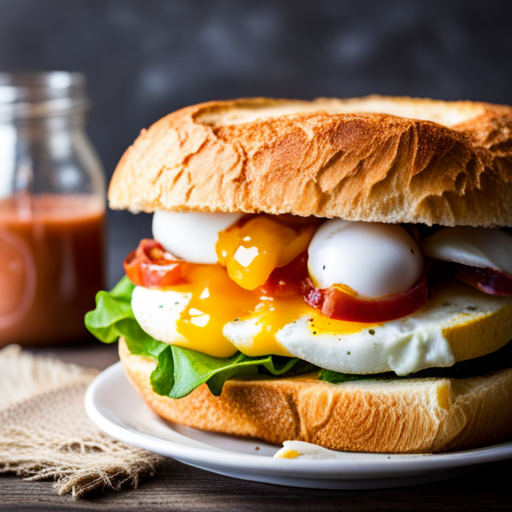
left=0, top=194, right=105, bottom=346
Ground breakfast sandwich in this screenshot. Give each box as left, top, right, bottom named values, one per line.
left=86, top=96, right=512, bottom=453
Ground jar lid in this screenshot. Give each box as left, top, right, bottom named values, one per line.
left=0, top=71, right=90, bottom=120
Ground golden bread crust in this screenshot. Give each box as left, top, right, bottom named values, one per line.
left=109, top=96, right=512, bottom=226
left=119, top=338, right=512, bottom=453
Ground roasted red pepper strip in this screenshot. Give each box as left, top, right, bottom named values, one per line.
left=259, top=252, right=309, bottom=297
left=261, top=251, right=430, bottom=322
left=302, top=267, right=430, bottom=323
left=124, top=239, right=190, bottom=288
left=456, top=265, right=512, bottom=297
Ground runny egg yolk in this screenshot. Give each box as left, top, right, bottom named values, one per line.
left=245, top=294, right=372, bottom=357
left=170, top=264, right=256, bottom=357
left=216, top=215, right=319, bottom=291
left=165, top=264, right=374, bottom=358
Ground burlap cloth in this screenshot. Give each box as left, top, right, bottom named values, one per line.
left=0, top=345, right=163, bottom=498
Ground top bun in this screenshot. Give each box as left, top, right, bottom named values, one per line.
left=109, top=96, right=512, bottom=227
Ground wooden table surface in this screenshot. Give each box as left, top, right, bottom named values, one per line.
left=1, top=342, right=512, bottom=512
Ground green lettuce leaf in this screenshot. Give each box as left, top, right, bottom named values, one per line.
left=85, top=276, right=166, bottom=358
left=85, top=278, right=303, bottom=398
left=165, top=347, right=299, bottom=398
left=319, top=369, right=394, bottom=384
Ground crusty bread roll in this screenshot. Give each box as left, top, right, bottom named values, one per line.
left=111, top=96, right=512, bottom=453
left=119, top=338, right=512, bottom=453
left=109, top=96, right=512, bottom=227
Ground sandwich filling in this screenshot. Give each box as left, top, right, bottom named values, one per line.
left=86, top=211, right=512, bottom=399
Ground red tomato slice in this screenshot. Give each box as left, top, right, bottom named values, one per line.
left=456, top=265, right=512, bottom=297
left=124, top=239, right=190, bottom=288
left=303, top=267, right=430, bottom=323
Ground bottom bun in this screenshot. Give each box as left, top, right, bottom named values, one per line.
left=119, top=337, right=512, bottom=453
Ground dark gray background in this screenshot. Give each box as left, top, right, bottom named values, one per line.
left=1, top=0, right=511, bottom=287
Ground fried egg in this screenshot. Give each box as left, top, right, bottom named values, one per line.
left=132, top=281, right=512, bottom=376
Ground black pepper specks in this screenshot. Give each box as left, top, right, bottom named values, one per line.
left=369, top=329, right=375, bottom=335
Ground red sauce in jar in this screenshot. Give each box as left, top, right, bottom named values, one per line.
left=0, top=194, right=105, bottom=346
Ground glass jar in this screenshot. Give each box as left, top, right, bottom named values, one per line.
left=0, top=72, right=106, bottom=346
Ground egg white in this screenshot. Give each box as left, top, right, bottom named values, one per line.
left=152, top=210, right=243, bottom=264
left=307, top=220, right=423, bottom=298
left=422, top=227, right=512, bottom=275
left=132, top=286, right=190, bottom=345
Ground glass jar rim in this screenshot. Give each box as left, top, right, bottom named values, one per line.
left=0, top=71, right=90, bottom=120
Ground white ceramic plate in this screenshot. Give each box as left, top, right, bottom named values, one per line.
left=85, top=362, right=512, bottom=490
